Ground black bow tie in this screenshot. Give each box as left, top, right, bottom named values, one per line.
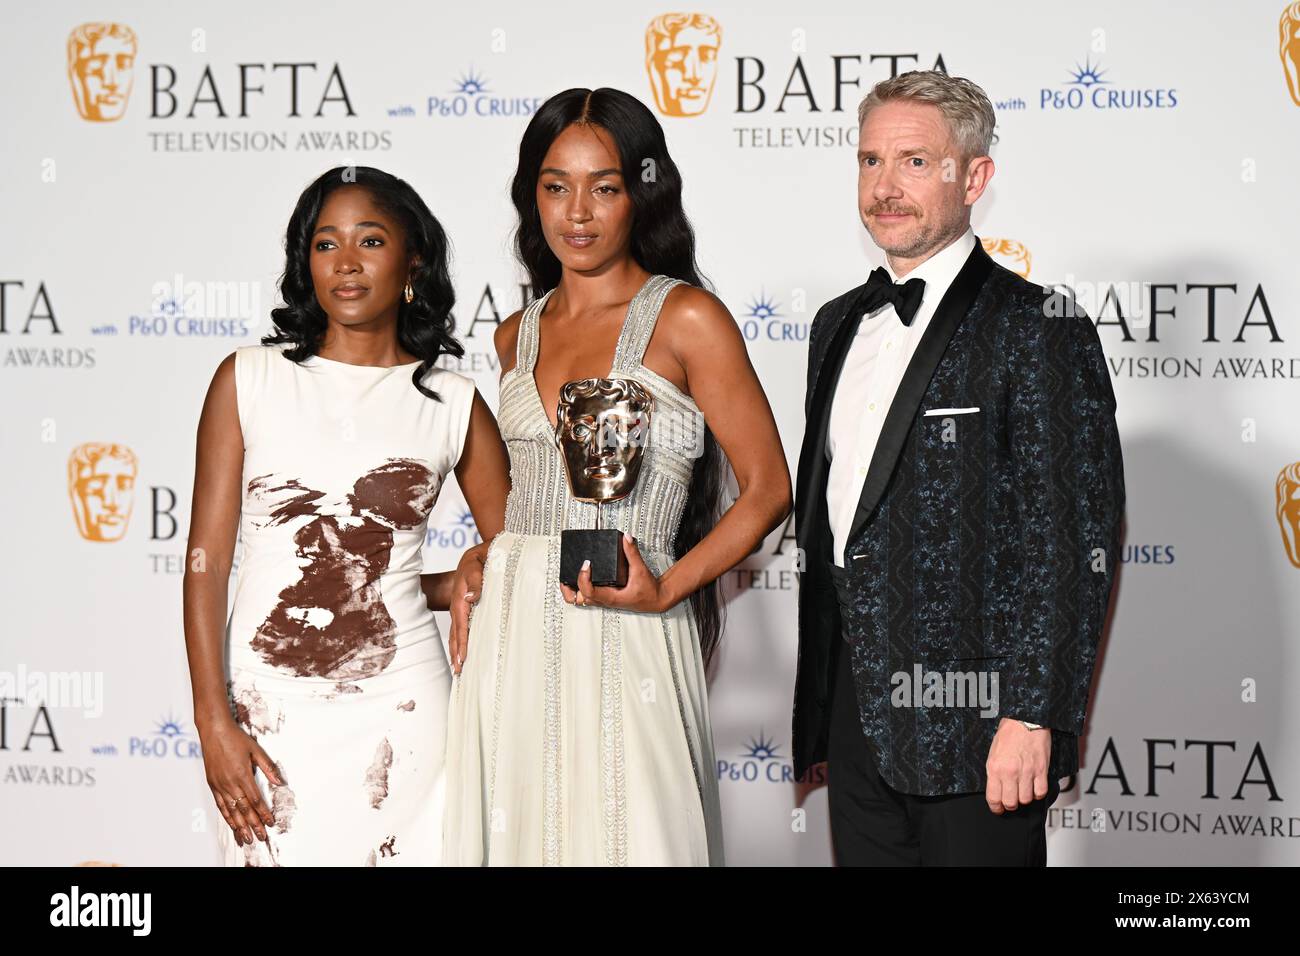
left=861, top=266, right=925, bottom=326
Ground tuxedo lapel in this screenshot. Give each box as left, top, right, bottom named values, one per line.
left=794, top=284, right=870, bottom=552
left=845, top=242, right=994, bottom=547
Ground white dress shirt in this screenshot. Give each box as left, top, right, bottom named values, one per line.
left=825, top=229, right=976, bottom=567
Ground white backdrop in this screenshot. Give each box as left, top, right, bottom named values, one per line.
left=2, top=0, right=1298, bottom=865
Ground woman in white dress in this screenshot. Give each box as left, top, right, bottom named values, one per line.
left=183, top=167, right=508, bottom=865
left=443, top=88, right=793, bottom=866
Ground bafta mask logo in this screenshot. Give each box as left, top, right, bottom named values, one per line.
left=1282, top=4, right=1300, bottom=106
left=981, top=238, right=1033, bottom=278
left=645, top=13, right=722, bottom=117
left=67, top=22, right=137, bottom=122
left=554, top=377, right=654, bottom=503
left=68, top=442, right=138, bottom=542
left=1276, top=461, right=1300, bottom=568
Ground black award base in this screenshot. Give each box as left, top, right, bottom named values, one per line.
left=559, top=528, right=629, bottom=588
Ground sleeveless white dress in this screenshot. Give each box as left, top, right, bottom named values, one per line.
left=219, top=342, right=474, bottom=866
left=443, top=274, right=726, bottom=866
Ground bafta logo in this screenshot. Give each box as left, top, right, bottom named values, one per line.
left=645, top=13, right=722, bottom=117
left=553, top=377, right=654, bottom=587
left=1283, top=4, right=1300, bottom=106
left=67, top=22, right=137, bottom=122
left=981, top=238, right=1033, bottom=278
left=68, top=442, right=138, bottom=542
left=1276, top=462, right=1300, bottom=568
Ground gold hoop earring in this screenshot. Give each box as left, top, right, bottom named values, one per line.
left=403, top=281, right=414, bottom=304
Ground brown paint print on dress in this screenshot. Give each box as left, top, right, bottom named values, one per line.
left=365, top=737, right=393, bottom=809
left=246, top=459, right=440, bottom=684
left=271, top=779, right=296, bottom=834
left=239, top=835, right=281, bottom=867
left=229, top=675, right=285, bottom=736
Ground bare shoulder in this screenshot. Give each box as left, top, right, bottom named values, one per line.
left=494, top=308, right=525, bottom=375
left=658, top=283, right=740, bottom=347
left=198, top=351, right=241, bottom=436
left=210, top=350, right=238, bottom=393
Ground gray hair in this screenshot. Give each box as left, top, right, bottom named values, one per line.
left=857, top=70, right=996, bottom=160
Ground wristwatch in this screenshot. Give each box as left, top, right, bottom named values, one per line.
left=1019, top=720, right=1044, bottom=731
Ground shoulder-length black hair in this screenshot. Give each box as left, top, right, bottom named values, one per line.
left=510, top=87, right=730, bottom=669
left=263, top=166, right=463, bottom=401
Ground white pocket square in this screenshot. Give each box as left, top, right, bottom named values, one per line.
left=923, top=406, right=980, bottom=417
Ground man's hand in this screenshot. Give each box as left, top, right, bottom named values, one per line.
left=985, top=718, right=1051, bottom=814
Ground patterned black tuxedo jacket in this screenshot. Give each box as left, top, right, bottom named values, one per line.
left=792, top=240, right=1125, bottom=796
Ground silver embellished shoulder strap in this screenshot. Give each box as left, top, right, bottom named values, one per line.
left=516, top=289, right=554, bottom=374
left=611, top=274, right=685, bottom=374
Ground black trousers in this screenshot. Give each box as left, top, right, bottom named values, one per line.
left=826, top=565, right=1059, bottom=866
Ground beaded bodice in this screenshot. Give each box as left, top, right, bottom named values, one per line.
left=498, top=274, right=703, bottom=560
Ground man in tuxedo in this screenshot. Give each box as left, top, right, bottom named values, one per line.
left=792, top=71, right=1124, bottom=866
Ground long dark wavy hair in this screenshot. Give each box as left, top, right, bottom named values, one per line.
left=263, top=166, right=463, bottom=401
left=510, top=87, right=730, bottom=668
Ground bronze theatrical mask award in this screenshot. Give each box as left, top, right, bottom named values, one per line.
left=553, top=377, right=654, bottom=588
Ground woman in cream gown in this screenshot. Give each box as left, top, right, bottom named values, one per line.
left=442, top=88, right=792, bottom=866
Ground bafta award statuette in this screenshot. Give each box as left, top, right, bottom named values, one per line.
left=553, top=377, right=654, bottom=588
